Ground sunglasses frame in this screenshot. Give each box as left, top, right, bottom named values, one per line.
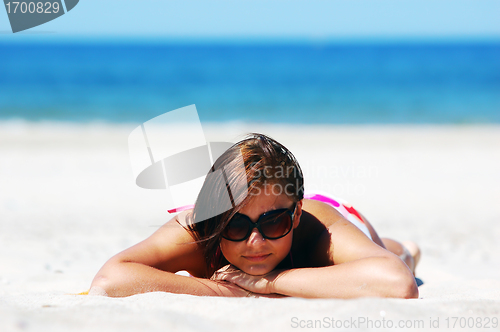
left=221, top=203, right=297, bottom=241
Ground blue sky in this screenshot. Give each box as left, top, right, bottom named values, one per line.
left=1, top=0, right=499, bottom=40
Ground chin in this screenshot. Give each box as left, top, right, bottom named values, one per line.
left=240, top=264, right=275, bottom=276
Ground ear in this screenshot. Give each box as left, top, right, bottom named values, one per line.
left=292, top=200, right=303, bottom=229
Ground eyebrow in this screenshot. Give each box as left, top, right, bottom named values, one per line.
left=237, top=204, right=295, bottom=218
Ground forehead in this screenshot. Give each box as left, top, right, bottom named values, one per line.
left=239, top=185, right=294, bottom=216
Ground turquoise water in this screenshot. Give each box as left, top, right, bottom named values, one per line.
left=0, top=41, right=499, bottom=123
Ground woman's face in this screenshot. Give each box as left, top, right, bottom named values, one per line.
left=219, top=185, right=302, bottom=275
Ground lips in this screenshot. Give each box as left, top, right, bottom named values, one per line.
left=243, top=254, right=271, bottom=262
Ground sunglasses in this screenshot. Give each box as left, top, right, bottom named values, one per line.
left=221, top=203, right=297, bottom=241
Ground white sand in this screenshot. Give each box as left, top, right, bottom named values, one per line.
left=1, top=121, right=499, bottom=331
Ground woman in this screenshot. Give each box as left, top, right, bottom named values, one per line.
left=90, top=133, right=420, bottom=298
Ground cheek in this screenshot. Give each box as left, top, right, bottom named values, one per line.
left=276, top=236, right=294, bottom=257
left=219, top=239, right=239, bottom=262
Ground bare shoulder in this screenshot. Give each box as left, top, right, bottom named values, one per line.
left=301, top=198, right=345, bottom=228
left=115, top=210, right=207, bottom=277
left=147, top=211, right=196, bottom=246
left=295, top=199, right=387, bottom=266
left=290, top=199, right=345, bottom=267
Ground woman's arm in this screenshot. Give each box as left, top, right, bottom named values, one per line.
left=270, top=256, right=416, bottom=299
left=90, top=257, right=254, bottom=297
left=90, top=213, right=252, bottom=297
left=213, top=219, right=418, bottom=299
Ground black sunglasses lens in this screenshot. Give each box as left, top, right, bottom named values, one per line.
left=260, top=212, right=292, bottom=239
left=223, top=207, right=295, bottom=241
left=223, top=215, right=249, bottom=240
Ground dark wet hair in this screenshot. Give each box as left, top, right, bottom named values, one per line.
left=184, top=133, right=304, bottom=277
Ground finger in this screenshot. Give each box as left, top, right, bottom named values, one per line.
left=218, top=273, right=231, bottom=281
left=210, top=270, right=229, bottom=281
left=215, top=265, right=229, bottom=273
left=225, top=264, right=240, bottom=272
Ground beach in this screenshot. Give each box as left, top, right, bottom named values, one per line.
left=1, top=121, right=499, bottom=331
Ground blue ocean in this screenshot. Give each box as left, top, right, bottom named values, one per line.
left=0, top=41, right=499, bottom=124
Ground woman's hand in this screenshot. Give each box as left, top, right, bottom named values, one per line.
left=211, top=264, right=288, bottom=297
left=210, top=279, right=257, bottom=297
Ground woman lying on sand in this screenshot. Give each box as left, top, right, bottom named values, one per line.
left=90, top=133, right=420, bottom=298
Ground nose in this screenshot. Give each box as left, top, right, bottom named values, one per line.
left=247, top=227, right=266, bottom=246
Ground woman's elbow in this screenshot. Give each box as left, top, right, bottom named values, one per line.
left=90, top=260, right=129, bottom=297
left=387, top=261, right=419, bottom=299
left=89, top=274, right=115, bottom=296
left=392, top=274, right=418, bottom=299
left=371, top=256, right=418, bottom=299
